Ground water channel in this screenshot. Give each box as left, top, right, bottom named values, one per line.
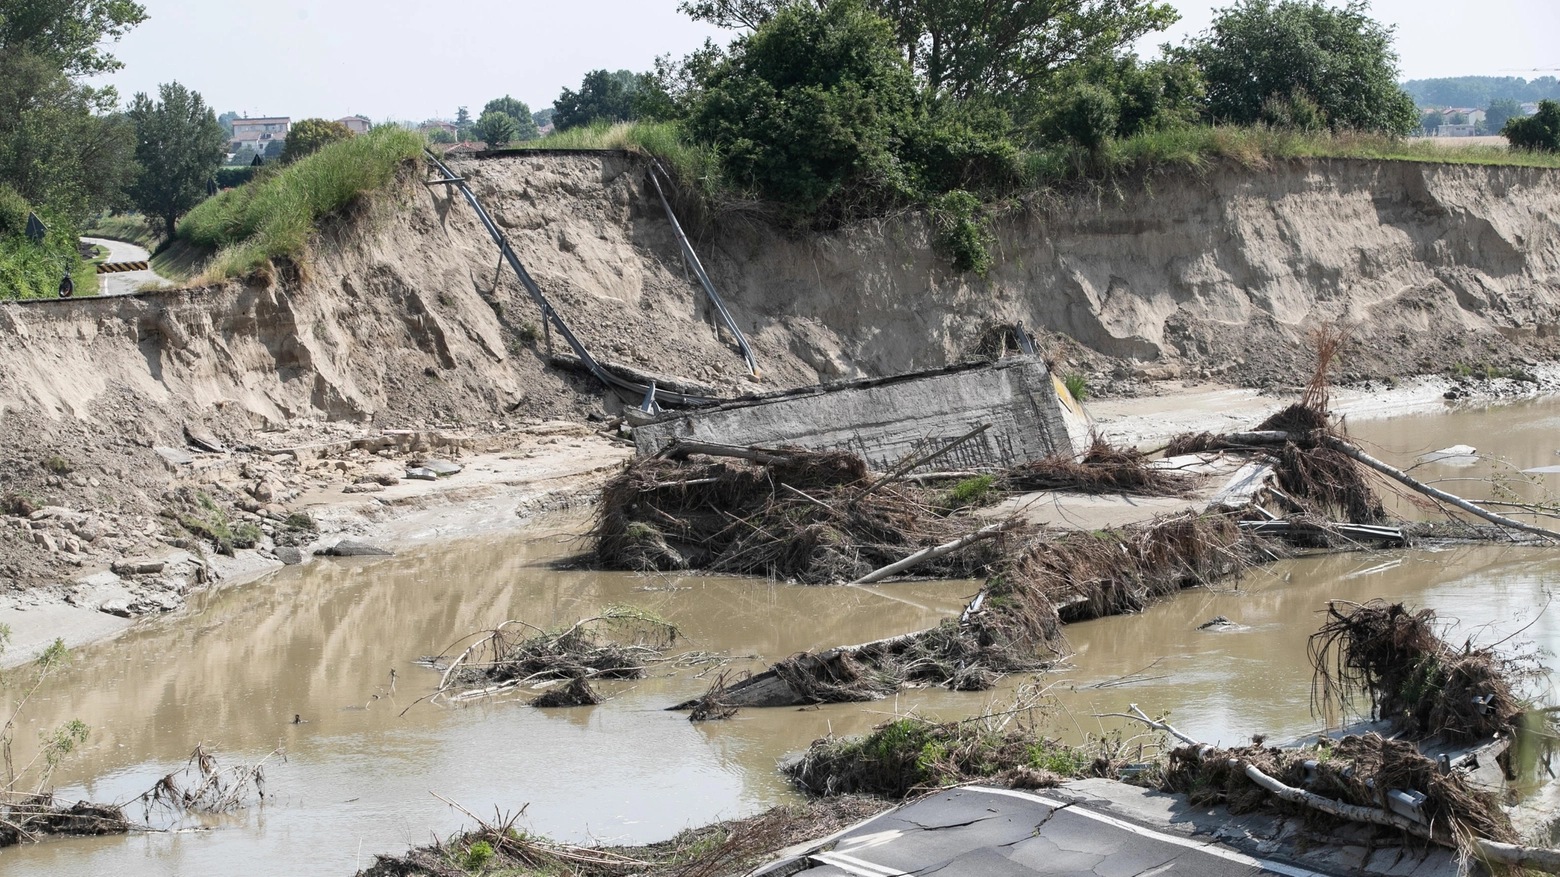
left=7, top=396, right=1560, bottom=875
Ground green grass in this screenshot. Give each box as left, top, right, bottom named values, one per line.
left=178, top=125, right=425, bottom=281
left=149, top=240, right=209, bottom=285
left=1084, top=126, right=1560, bottom=178
left=498, top=121, right=724, bottom=198
left=0, top=231, right=99, bottom=300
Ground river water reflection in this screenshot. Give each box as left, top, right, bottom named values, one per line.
left=6, top=397, right=1560, bottom=875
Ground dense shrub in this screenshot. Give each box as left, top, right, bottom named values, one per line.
left=686, top=0, right=919, bottom=227
left=1504, top=100, right=1560, bottom=153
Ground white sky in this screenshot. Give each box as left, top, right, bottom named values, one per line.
left=89, top=0, right=1560, bottom=122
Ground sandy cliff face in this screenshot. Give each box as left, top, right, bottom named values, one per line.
left=2, top=152, right=1559, bottom=435
left=706, top=159, right=1560, bottom=382
left=0, top=151, right=1556, bottom=593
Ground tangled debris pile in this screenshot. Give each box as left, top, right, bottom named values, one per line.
left=1309, top=600, right=1525, bottom=742
left=1003, top=439, right=1193, bottom=497
left=593, top=446, right=1008, bottom=582
left=783, top=689, right=1118, bottom=798
left=0, top=795, right=128, bottom=847
left=357, top=796, right=885, bottom=877
left=426, top=609, right=679, bottom=707
left=1162, top=732, right=1516, bottom=845
left=678, top=509, right=1270, bottom=711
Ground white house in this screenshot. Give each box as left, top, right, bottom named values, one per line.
left=230, top=116, right=290, bottom=151
left=337, top=115, right=371, bottom=134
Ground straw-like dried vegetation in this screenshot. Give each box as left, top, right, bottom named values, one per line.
left=1309, top=600, right=1526, bottom=742
left=594, top=448, right=1008, bottom=582
left=0, top=794, right=128, bottom=847
left=1162, top=733, right=1516, bottom=844
left=1004, top=439, right=1193, bottom=497
left=357, top=796, right=885, bottom=877
left=427, top=608, right=679, bottom=707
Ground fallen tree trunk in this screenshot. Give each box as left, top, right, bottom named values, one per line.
left=1320, top=435, right=1560, bottom=542
left=847, top=519, right=1018, bottom=585
left=1197, top=429, right=1560, bottom=542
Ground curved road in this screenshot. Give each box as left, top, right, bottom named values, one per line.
left=80, top=236, right=173, bottom=297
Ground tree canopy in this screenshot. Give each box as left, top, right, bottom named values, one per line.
left=481, top=96, right=540, bottom=140
left=473, top=110, right=519, bottom=146
left=281, top=118, right=353, bottom=164
left=0, top=47, right=134, bottom=220
left=1485, top=98, right=1522, bottom=133
left=1184, top=0, right=1417, bottom=135
left=0, top=0, right=147, bottom=77
left=125, top=81, right=227, bottom=239
left=687, top=0, right=918, bottom=225
left=553, top=69, right=642, bottom=131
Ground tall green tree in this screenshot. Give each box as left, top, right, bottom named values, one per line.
left=125, top=82, right=226, bottom=239
left=687, top=0, right=918, bottom=226
left=553, top=69, right=640, bottom=130
left=473, top=110, right=518, bottom=146
left=0, top=0, right=147, bottom=77
left=681, top=0, right=1177, bottom=99
left=0, top=48, right=135, bottom=219
left=1420, top=109, right=1443, bottom=134
left=281, top=118, right=352, bottom=163
left=481, top=95, right=540, bottom=140
left=1184, top=0, right=1418, bottom=135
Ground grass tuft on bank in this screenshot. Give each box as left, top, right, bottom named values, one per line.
left=177, top=125, right=424, bottom=282
left=497, top=120, right=724, bottom=197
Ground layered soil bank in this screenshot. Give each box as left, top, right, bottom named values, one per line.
left=0, top=151, right=1558, bottom=623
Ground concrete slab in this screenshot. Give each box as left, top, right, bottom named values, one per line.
left=633, top=358, right=1089, bottom=471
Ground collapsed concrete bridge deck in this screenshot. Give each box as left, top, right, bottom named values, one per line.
left=633, top=357, right=1092, bottom=471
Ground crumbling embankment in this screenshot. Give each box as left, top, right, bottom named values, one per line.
left=2, top=152, right=1560, bottom=604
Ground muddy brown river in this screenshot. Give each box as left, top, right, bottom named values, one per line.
left=6, top=397, right=1560, bottom=875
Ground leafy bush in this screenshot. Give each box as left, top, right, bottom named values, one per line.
left=1183, top=0, right=1419, bottom=135
left=1504, top=100, right=1560, bottom=152
left=1055, top=83, right=1120, bottom=153
left=177, top=125, right=423, bottom=280
left=944, top=474, right=997, bottom=509
left=1260, top=88, right=1327, bottom=131
left=685, top=0, right=919, bottom=227
left=0, top=184, right=29, bottom=237
left=462, top=840, right=495, bottom=870
left=281, top=118, right=354, bottom=164
left=928, top=190, right=994, bottom=276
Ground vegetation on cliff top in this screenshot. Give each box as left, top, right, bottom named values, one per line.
left=176, top=125, right=423, bottom=282
left=499, top=0, right=1558, bottom=277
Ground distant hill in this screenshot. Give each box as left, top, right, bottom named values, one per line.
left=1402, top=76, right=1560, bottom=108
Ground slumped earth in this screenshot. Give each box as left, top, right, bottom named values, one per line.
left=6, top=400, right=1560, bottom=876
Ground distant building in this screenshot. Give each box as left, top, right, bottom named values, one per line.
left=230, top=116, right=290, bottom=152
left=537, top=123, right=555, bottom=137
left=1521, top=102, right=1541, bottom=117
left=1437, top=124, right=1478, bottom=137
left=337, top=115, right=371, bottom=134
left=419, top=120, right=458, bottom=137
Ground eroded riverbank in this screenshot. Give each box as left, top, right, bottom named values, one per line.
left=6, top=393, right=1560, bottom=875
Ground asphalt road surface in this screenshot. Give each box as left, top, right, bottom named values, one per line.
left=758, top=786, right=1336, bottom=877
left=80, top=236, right=171, bottom=297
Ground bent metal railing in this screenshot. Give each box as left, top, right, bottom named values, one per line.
left=646, top=161, right=760, bottom=378
left=424, top=148, right=719, bottom=408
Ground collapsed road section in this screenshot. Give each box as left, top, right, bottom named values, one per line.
left=633, top=356, right=1091, bottom=470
